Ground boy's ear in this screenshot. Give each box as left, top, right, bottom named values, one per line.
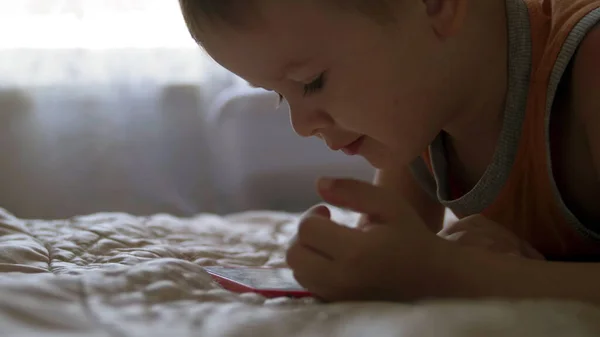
left=423, top=0, right=468, bottom=39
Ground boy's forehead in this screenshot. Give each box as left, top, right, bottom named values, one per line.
left=202, top=27, right=327, bottom=84
left=201, top=1, right=378, bottom=83
left=204, top=30, right=313, bottom=72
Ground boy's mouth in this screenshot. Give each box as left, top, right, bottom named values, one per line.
left=341, top=136, right=365, bottom=156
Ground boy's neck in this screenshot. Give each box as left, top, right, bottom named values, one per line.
left=443, top=0, right=509, bottom=145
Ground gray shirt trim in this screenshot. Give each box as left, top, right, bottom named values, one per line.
left=545, top=9, right=600, bottom=240
left=409, top=1, right=600, bottom=240
left=409, top=0, right=532, bottom=216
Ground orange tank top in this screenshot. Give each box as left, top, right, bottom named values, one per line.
left=412, top=0, right=600, bottom=259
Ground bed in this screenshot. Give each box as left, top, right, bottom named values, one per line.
left=0, top=206, right=599, bottom=337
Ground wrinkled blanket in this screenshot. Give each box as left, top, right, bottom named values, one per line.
left=0, top=207, right=598, bottom=337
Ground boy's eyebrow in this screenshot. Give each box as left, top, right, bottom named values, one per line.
left=247, top=82, right=275, bottom=94
left=245, top=82, right=284, bottom=103
left=278, top=59, right=312, bottom=79
left=246, top=58, right=312, bottom=88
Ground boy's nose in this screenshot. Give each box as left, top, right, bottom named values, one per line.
left=289, top=106, right=334, bottom=138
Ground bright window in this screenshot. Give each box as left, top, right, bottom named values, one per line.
left=0, top=0, right=232, bottom=87
left=0, top=0, right=196, bottom=49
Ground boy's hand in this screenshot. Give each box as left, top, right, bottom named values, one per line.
left=438, top=215, right=545, bottom=260
left=285, top=178, right=447, bottom=302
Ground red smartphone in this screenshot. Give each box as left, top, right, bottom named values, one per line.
left=204, top=266, right=313, bottom=299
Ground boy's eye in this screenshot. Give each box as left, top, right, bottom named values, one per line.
left=303, top=72, right=326, bottom=96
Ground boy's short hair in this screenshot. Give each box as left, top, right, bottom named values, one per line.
left=178, top=1, right=254, bottom=42
left=179, top=0, right=395, bottom=44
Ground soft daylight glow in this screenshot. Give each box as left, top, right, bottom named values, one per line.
left=0, top=0, right=197, bottom=49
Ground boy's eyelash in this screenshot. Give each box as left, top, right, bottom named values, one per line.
left=272, top=71, right=326, bottom=106
left=275, top=93, right=285, bottom=108
left=303, top=72, right=326, bottom=96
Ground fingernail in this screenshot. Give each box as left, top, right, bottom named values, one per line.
left=287, top=234, right=298, bottom=248
left=318, top=177, right=335, bottom=191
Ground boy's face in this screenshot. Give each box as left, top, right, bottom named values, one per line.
left=201, top=1, right=452, bottom=169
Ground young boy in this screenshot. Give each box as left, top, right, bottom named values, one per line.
left=179, top=0, right=600, bottom=302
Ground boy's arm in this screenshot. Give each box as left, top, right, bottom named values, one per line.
left=358, top=165, right=445, bottom=232
left=443, top=25, right=600, bottom=302
left=576, top=26, right=600, bottom=185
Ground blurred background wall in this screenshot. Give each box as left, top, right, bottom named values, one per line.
left=0, top=0, right=373, bottom=219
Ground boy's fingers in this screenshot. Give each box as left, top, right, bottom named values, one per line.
left=316, top=177, right=414, bottom=223
left=303, top=204, right=331, bottom=219
left=286, top=242, right=331, bottom=275
left=296, top=215, right=356, bottom=259
left=289, top=205, right=332, bottom=249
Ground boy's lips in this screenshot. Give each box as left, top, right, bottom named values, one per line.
left=340, top=136, right=365, bottom=156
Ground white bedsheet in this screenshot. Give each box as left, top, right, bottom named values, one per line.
left=0, top=207, right=599, bottom=337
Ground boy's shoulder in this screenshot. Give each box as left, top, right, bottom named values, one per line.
left=571, top=24, right=600, bottom=175
left=572, top=24, right=600, bottom=90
